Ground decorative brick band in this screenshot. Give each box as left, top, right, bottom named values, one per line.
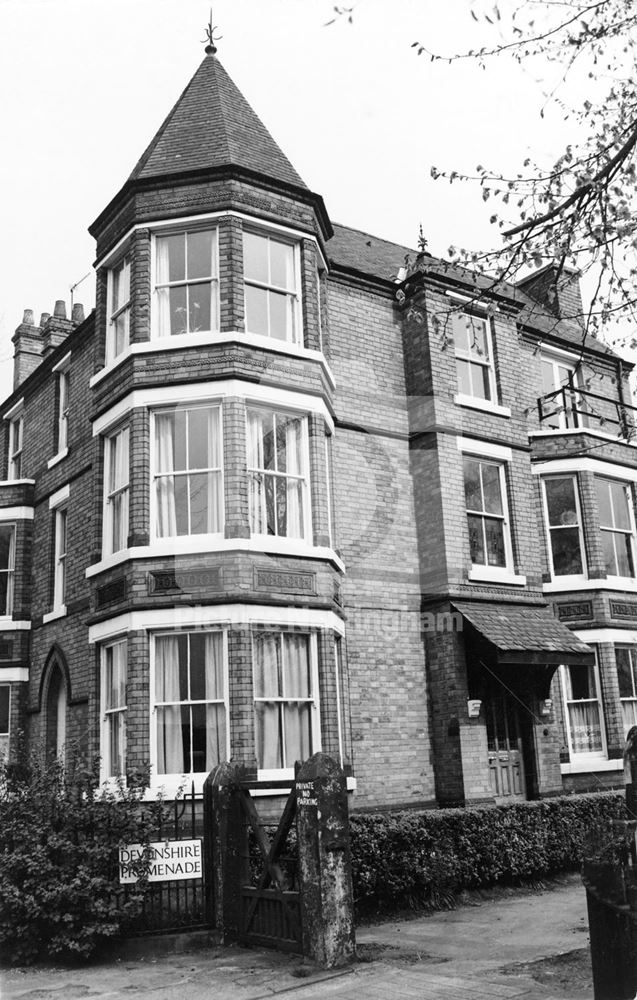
left=557, top=602, right=593, bottom=621
left=254, top=568, right=316, bottom=594
left=96, top=578, right=127, bottom=608
left=610, top=601, right=637, bottom=620
left=148, top=567, right=223, bottom=595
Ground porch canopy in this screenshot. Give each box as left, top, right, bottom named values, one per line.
left=451, top=601, right=594, bottom=667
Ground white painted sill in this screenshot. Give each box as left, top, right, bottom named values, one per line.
left=468, top=566, right=527, bottom=586
left=454, top=394, right=511, bottom=418
left=0, top=618, right=31, bottom=631
left=89, top=331, right=336, bottom=390
left=47, top=448, right=69, bottom=470
left=42, top=606, right=67, bottom=624
left=86, top=537, right=346, bottom=578
left=543, top=577, right=637, bottom=594
left=561, top=758, right=623, bottom=775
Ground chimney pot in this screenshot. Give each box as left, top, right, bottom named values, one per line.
left=54, top=299, right=67, bottom=319
left=39, top=312, right=51, bottom=328
left=71, top=302, right=85, bottom=325
left=22, top=309, right=35, bottom=326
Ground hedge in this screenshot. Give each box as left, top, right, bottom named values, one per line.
left=349, top=791, right=626, bottom=916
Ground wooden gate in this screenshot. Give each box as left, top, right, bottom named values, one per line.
left=237, top=781, right=302, bottom=953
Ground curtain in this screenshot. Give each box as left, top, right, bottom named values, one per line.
left=155, top=414, right=177, bottom=537
left=205, top=633, right=225, bottom=767
left=568, top=702, right=602, bottom=753
left=254, top=633, right=281, bottom=769
left=247, top=411, right=265, bottom=534
left=207, top=408, right=222, bottom=533
left=156, top=238, right=171, bottom=338
left=110, top=428, right=129, bottom=552
left=155, top=636, right=184, bottom=774
left=282, top=635, right=311, bottom=765
left=285, top=418, right=303, bottom=538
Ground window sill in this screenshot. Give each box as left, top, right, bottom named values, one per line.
left=543, top=577, right=637, bottom=594
left=560, top=758, right=621, bottom=775
left=89, top=331, right=336, bottom=391
left=0, top=479, right=35, bottom=487
left=42, top=606, right=67, bottom=624
left=47, top=448, right=69, bottom=470
left=86, top=538, right=346, bottom=578
left=0, top=618, right=31, bottom=630
left=468, top=566, right=526, bottom=586
left=454, top=394, right=511, bottom=418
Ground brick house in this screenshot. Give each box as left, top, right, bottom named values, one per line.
left=1, top=46, right=635, bottom=809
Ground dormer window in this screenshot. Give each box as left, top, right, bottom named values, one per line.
left=107, top=255, right=131, bottom=363
left=243, top=231, right=301, bottom=344
left=155, top=228, right=219, bottom=337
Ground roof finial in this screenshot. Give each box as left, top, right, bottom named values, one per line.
left=203, top=8, right=222, bottom=55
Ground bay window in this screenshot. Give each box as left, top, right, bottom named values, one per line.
left=153, top=631, right=227, bottom=777
left=107, top=255, right=131, bottom=362
left=253, top=631, right=318, bottom=772
left=0, top=525, right=15, bottom=616
left=595, top=476, right=636, bottom=577
left=463, top=456, right=510, bottom=568
left=155, top=228, right=218, bottom=337
left=247, top=408, right=309, bottom=539
left=453, top=312, right=496, bottom=402
left=542, top=476, right=586, bottom=577
left=616, top=646, right=637, bottom=736
left=103, top=426, right=129, bottom=555
left=561, top=661, right=605, bottom=757
left=153, top=405, right=223, bottom=538
left=243, top=231, right=301, bottom=343
left=102, top=639, right=127, bottom=778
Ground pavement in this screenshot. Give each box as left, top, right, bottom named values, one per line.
left=0, top=875, right=593, bottom=1000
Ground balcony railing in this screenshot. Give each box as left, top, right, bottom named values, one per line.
left=538, top=381, right=637, bottom=442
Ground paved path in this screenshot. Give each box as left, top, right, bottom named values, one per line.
left=0, top=876, right=591, bottom=1000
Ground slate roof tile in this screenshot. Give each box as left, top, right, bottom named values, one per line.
left=451, top=601, right=593, bottom=657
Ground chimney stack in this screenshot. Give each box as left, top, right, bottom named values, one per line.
left=12, top=309, right=43, bottom=389
left=41, top=299, right=73, bottom=357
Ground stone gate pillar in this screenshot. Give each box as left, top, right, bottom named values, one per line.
left=203, top=761, right=246, bottom=941
left=295, top=752, right=355, bottom=968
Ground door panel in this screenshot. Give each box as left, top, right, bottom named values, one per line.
left=486, top=692, right=526, bottom=800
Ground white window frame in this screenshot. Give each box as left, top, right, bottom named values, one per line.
left=560, top=657, right=607, bottom=762
left=539, top=352, right=585, bottom=430
left=52, top=506, right=67, bottom=614
left=101, top=638, right=128, bottom=781
left=595, top=476, right=637, bottom=580
left=57, top=368, right=69, bottom=454
left=150, top=403, right=224, bottom=543
left=0, top=524, right=16, bottom=618
left=252, top=629, right=321, bottom=781
left=107, top=254, right=132, bottom=364
left=453, top=311, right=497, bottom=404
left=102, top=425, right=130, bottom=557
left=615, top=645, right=637, bottom=737
left=541, top=474, right=588, bottom=585
left=152, top=226, right=219, bottom=340
left=8, top=414, right=23, bottom=480
left=246, top=406, right=312, bottom=541
left=0, top=682, right=9, bottom=761
left=149, top=629, right=229, bottom=795
left=243, top=229, right=302, bottom=345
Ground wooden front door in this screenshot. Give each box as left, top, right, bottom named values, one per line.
left=486, top=693, right=526, bottom=799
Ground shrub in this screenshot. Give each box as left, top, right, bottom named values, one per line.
left=349, top=791, right=625, bottom=916
left=0, top=746, right=166, bottom=964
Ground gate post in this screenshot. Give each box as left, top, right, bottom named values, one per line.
left=203, top=761, right=246, bottom=942
left=295, top=753, right=355, bottom=968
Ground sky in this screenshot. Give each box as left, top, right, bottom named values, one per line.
left=0, top=0, right=595, bottom=403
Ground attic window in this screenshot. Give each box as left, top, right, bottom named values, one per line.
left=243, top=231, right=301, bottom=344
left=154, top=228, right=219, bottom=337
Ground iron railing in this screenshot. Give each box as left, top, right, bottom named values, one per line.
left=538, top=380, right=637, bottom=441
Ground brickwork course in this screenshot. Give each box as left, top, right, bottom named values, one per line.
left=1, top=44, right=636, bottom=812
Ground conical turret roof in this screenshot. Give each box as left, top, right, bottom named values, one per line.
left=127, top=51, right=307, bottom=190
